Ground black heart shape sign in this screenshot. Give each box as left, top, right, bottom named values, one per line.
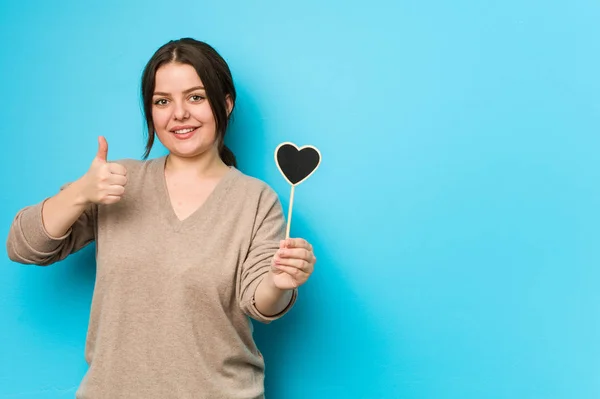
left=275, top=142, right=321, bottom=186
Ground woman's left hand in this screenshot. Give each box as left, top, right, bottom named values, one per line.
left=271, top=238, right=316, bottom=290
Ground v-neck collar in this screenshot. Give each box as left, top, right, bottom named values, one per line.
left=153, top=155, right=238, bottom=232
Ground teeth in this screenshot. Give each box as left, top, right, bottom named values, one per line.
left=174, top=128, right=194, bottom=134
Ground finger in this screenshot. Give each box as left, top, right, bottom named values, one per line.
left=285, top=238, right=311, bottom=249
left=102, top=195, right=122, bottom=205
left=275, top=256, right=310, bottom=272
left=108, top=163, right=127, bottom=176
left=274, top=264, right=308, bottom=279
left=278, top=247, right=312, bottom=261
left=108, top=174, right=127, bottom=186
left=96, top=136, right=108, bottom=162
left=107, top=185, right=126, bottom=196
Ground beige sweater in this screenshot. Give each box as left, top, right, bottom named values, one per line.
left=6, top=156, right=297, bottom=399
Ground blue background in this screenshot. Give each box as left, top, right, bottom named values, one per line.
left=1, top=0, right=599, bottom=398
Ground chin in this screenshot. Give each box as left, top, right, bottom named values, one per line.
left=170, top=144, right=215, bottom=159
left=157, top=132, right=219, bottom=158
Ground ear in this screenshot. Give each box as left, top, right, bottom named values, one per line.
left=225, top=95, right=234, bottom=117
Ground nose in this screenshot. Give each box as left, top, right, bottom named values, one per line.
left=173, top=101, right=189, bottom=121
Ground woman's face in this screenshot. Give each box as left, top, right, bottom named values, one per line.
left=152, top=62, right=228, bottom=160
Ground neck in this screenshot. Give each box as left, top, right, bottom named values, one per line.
left=165, top=147, right=229, bottom=178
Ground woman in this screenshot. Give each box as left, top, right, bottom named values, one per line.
left=6, top=38, right=316, bottom=399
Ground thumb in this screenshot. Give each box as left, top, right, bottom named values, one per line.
left=96, top=136, right=108, bottom=162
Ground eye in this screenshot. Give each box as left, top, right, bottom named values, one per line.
left=153, top=98, right=169, bottom=106
left=189, top=94, right=205, bottom=102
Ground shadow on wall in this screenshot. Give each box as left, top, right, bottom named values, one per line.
left=229, top=82, right=395, bottom=397
left=225, top=81, right=275, bottom=177
left=252, top=210, right=394, bottom=398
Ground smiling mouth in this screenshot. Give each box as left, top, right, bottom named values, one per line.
left=173, top=127, right=197, bottom=135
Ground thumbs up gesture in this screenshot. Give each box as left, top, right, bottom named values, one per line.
left=79, top=136, right=128, bottom=205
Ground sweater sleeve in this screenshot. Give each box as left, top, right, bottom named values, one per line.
left=239, top=185, right=298, bottom=324
left=6, top=195, right=97, bottom=266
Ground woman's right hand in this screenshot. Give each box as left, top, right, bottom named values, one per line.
left=77, top=136, right=128, bottom=205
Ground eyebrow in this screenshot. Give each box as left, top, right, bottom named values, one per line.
left=153, top=86, right=205, bottom=96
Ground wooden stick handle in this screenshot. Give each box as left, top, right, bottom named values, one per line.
left=286, top=185, right=295, bottom=239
